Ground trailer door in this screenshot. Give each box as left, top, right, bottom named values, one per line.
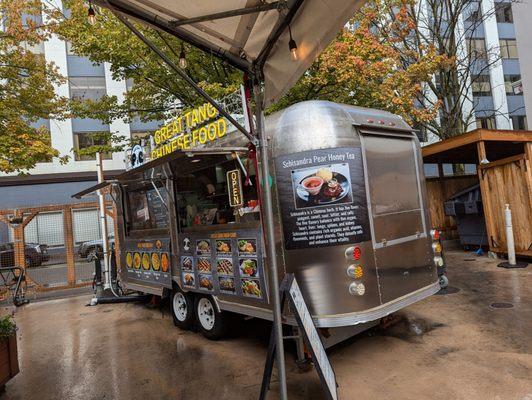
left=361, top=132, right=436, bottom=304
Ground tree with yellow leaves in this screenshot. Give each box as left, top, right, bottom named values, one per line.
left=269, top=0, right=450, bottom=136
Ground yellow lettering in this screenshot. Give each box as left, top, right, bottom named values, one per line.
left=207, top=103, right=217, bottom=119
left=199, top=127, right=207, bottom=144
left=198, top=104, right=207, bottom=123
left=154, top=130, right=161, bottom=145
left=207, top=122, right=217, bottom=141
left=191, top=109, right=199, bottom=126
left=183, top=133, right=191, bottom=149
left=191, top=129, right=200, bottom=146
left=217, top=118, right=227, bottom=138
left=184, top=112, right=192, bottom=128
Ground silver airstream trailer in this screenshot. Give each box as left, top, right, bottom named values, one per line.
left=81, top=100, right=444, bottom=342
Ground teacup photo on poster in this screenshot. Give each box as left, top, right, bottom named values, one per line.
left=291, top=163, right=353, bottom=209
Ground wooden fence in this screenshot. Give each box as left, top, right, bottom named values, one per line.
left=0, top=201, right=118, bottom=293
left=478, top=150, right=532, bottom=257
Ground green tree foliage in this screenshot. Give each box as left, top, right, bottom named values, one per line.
left=53, top=0, right=242, bottom=125
left=268, top=1, right=448, bottom=129
left=0, top=0, right=69, bottom=173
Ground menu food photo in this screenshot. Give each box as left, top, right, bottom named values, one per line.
left=179, top=231, right=266, bottom=301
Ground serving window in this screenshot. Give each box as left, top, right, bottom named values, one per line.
left=174, top=157, right=259, bottom=230
left=125, top=181, right=169, bottom=234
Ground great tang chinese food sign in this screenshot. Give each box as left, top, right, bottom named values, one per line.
left=151, top=102, right=228, bottom=159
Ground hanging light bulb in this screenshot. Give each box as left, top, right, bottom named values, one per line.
left=179, top=45, right=187, bottom=69
left=288, top=25, right=298, bottom=61
left=87, top=0, right=96, bottom=25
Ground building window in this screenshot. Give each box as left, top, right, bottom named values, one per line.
left=511, top=115, right=527, bottom=130
left=495, top=3, right=513, bottom=23
left=467, top=38, right=487, bottom=60
left=504, top=75, right=523, bottom=95
left=21, top=41, right=45, bottom=55
left=126, top=78, right=135, bottom=92
left=69, top=77, right=107, bottom=101
left=476, top=116, right=496, bottom=129
left=73, top=132, right=112, bottom=161
left=466, top=1, right=481, bottom=22
left=472, top=75, right=492, bottom=97
left=499, top=39, right=518, bottom=59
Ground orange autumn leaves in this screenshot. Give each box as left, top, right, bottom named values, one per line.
left=270, top=0, right=450, bottom=127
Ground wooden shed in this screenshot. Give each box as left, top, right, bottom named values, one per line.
left=422, top=129, right=532, bottom=257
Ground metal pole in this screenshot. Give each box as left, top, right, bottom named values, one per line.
left=96, top=152, right=111, bottom=290
left=169, top=2, right=281, bottom=27
left=504, top=204, right=516, bottom=265
left=114, top=14, right=256, bottom=145
left=254, top=84, right=288, bottom=400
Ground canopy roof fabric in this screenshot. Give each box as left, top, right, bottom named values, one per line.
left=96, top=0, right=364, bottom=106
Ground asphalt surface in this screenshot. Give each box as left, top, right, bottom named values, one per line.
left=1, top=250, right=530, bottom=400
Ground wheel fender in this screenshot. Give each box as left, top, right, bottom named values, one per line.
left=210, top=295, right=221, bottom=313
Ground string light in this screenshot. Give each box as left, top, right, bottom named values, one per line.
left=288, top=25, right=298, bottom=61
left=179, top=44, right=187, bottom=69
left=87, top=0, right=96, bottom=25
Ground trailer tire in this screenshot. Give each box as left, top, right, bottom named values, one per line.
left=194, top=295, right=229, bottom=340
left=171, top=288, right=195, bottom=330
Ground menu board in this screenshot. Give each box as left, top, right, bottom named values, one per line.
left=178, top=228, right=266, bottom=302
left=124, top=237, right=172, bottom=288
left=275, top=147, right=371, bottom=250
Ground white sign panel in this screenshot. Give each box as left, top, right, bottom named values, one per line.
left=288, top=278, right=338, bottom=400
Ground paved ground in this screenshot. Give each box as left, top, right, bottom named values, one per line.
left=1, top=250, right=530, bottom=400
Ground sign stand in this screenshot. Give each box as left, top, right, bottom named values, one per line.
left=259, top=274, right=338, bottom=400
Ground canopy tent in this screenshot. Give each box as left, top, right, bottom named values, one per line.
left=90, top=2, right=363, bottom=398
left=94, top=0, right=364, bottom=106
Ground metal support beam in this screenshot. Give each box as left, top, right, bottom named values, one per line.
left=103, top=0, right=252, bottom=73
left=169, top=2, right=283, bottom=27
left=115, top=14, right=256, bottom=145
left=255, top=0, right=305, bottom=70
left=254, top=83, right=288, bottom=400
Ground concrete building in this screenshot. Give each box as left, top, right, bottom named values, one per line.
left=467, top=0, right=529, bottom=131
left=417, top=0, right=530, bottom=147
left=0, top=0, right=160, bottom=212
left=0, top=0, right=159, bottom=247
left=421, top=0, right=530, bottom=177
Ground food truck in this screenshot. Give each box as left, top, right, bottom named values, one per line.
left=77, top=100, right=445, bottom=342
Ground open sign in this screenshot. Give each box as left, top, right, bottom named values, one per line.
left=227, top=169, right=243, bottom=207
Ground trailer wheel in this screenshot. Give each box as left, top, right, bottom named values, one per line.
left=171, top=289, right=195, bottom=330
left=438, top=275, right=449, bottom=288
left=194, top=295, right=229, bottom=340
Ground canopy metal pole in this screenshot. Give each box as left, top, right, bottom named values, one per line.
left=114, top=14, right=256, bottom=145
left=96, top=152, right=110, bottom=290
left=169, top=2, right=283, bottom=27
left=254, top=83, right=288, bottom=400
